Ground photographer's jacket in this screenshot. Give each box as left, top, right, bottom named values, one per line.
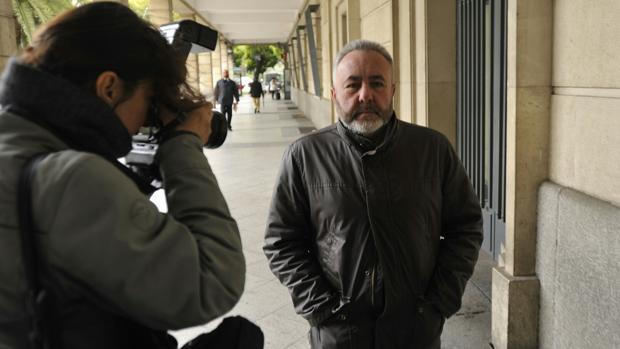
left=264, top=116, right=483, bottom=348
left=0, top=60, right=245, bottom=348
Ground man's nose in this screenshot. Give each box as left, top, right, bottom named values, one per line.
left=358, top=83, right=373, bottom=103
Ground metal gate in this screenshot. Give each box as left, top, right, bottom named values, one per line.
left=457, top=0, right=507, bottom=261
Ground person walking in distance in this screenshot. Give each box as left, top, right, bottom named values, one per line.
left=268, top=77, right=278, bottom=100
left=264, top=39, right=483, bottom=349
left=214, top=69, right=239, bottom=130
left=249, top=78, right=264, bottom=113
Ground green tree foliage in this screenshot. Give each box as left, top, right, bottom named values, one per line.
left=233, top=44, right=283, bottom=80
left=128, top=0, right=150, bottom=19
left=12, top=0, right=74, bottom=46
left=12, top=0, right=151, bottom=47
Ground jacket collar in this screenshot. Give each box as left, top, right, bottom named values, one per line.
left=0, top=58, right=132, bottom=159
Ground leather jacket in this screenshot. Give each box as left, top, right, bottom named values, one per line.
left=264, top=116, right=483, bottom=348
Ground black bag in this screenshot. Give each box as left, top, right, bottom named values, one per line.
left=275, top=91, right=281, bottom=100
left=182, top=316, right=264, bottom=349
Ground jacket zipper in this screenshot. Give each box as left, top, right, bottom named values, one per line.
left=371, top=266, right=375, bottom=306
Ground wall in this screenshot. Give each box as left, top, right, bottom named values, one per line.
left=292, top=86, right=332, bottom=129
left=286, top=0, right=336, bottom=129
left=534, top=1, right=620, bottom=347
left=360, top=0, right=393, bottom=54
left=536, top=182, right=620, bottom=348
left=425, top=0, right=456, bottom=144
left=394, top=0, right=415, bottom=123
left=320, top=0, right=332, bottom=100
left=412, top=0, right=456, bottom=144
left=549, top=0, right=620, bottom=206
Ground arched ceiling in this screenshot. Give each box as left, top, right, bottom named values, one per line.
left=185, top=0, right=306, bottom=44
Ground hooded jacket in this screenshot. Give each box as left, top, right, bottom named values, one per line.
left=264, top=116, right=483, bottom=348
left=0, top=60, right=245, bottom=348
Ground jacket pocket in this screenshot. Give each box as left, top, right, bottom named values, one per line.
left=313, top=309, right=354, bottom=349
left=414, top=300, right=445, bottom=347
left=317, top=229, right=345, bottom=290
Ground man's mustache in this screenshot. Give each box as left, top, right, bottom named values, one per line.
left=352, top=104, right=382, bottom=119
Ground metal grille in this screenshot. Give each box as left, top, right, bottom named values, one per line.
left=457, top=0, right=506, bottom=260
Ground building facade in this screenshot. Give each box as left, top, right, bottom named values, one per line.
left=286, top=0, right=620, bottom=348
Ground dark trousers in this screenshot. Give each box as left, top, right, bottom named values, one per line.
left=220, top=104, right=233, bottom=129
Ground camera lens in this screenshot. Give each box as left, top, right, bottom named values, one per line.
left=206, top=110, right=228, bottom=148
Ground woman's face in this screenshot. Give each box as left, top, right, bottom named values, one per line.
left=114, top=82, right=153, bottom=135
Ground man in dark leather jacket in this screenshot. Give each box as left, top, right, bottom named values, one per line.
left=263, top=39, right=483, bottom=349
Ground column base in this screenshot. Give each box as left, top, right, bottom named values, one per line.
left=491, top=267, right=540, bottom=349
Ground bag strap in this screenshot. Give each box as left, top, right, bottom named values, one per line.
left=18, top=153, right=50, bottom=349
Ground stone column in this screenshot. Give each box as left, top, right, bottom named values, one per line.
left=413, top=0, right=456, bottom=144
left=0, top=0, right=17, bottom=71
left=301, top=26, right=315, bottom=95
left=392, top=0, right=415, bottom=124
left=299, top=29, right=308, bottom=92
left=198, top=52, right=213, bottom=98
left=320, top=0, right=331, bottom=100
left=346, top=0, right=361, bottom=41
left=491, top=0, right=552, bottom=348
left=414, top=0, right=428, bottom=126
left=211, top=37, right=222, bottom=100
left=219, top=40, right=228, bottom=74
left=197, top=19, right=214, bottom=99
left=228, top=50, right=234, bottom=76
left=289, top=39, right=299, bottom=88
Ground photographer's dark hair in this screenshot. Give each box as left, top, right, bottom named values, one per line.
left=19, top=1, right=205, bottom=111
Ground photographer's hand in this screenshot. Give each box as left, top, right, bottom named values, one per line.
left=158, top=104, right=213, bottom=145
left=175, top=104, right=213, bottom=144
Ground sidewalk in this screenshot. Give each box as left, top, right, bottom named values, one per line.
left=162, top=94, right=492, bottom=348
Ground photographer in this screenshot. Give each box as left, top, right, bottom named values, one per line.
left=0, top=2, right=244, bottom=348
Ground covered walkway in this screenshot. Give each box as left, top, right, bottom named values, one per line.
left=2, top=1, right=619, bottom=348
left=154, top=95, right=493, bottom=348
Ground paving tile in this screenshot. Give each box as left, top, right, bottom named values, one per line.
left=272, top=303, right=308, bottom=327
left=285, top=337, right=311, bottom=349
left=228, top=280, right=293, bottom=322
left=247, top=258, right=279, bottom=281
left=255, top=312, right=309, bottom=349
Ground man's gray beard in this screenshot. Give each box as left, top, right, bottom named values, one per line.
left=342, top=117, right=385, bottom=135
left=337, top=102, right=392, bottom=136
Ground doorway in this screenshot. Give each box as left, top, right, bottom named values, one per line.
left=457, top=0, right=507, bottom=261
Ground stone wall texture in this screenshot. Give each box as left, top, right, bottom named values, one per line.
left=536, top=182, right=620, bottom=348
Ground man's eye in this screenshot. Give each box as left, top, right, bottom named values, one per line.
left=371, top=81, right=385, bottom=88
left=345, top=84, right=359, bottom=89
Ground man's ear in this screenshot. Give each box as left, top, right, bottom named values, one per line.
left=330, top=87, right=336, bottom=101
left=95, top=71, right=123, bottom=107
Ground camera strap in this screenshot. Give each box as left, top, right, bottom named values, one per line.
left=18, top=153, right=52, bottom=349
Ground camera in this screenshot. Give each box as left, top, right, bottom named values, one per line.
left=126, top=20, right=227, bottom=186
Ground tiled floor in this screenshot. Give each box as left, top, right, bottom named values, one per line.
left=154, top=95, right=493, bottom=348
